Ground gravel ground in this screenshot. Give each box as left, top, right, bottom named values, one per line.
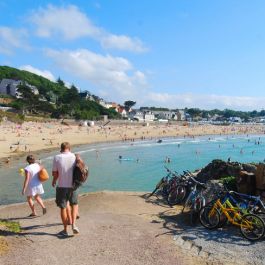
left=147, top=195, right=265, bottom=265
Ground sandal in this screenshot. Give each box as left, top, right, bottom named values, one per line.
left=28, top=213, right=37, bottom=217
left=58, top=230, right=68, bottom=237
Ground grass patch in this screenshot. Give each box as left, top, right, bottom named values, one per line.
left=0, top=220, right=21, bottom=233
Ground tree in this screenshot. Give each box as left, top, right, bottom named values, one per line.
left=17, top=83, right=40, bottom=113
left=57, top=77, right=65, bottom=87
left=124, top=100, right=136, bottom=111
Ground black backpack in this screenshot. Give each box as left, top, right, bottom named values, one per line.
left=72, top=160, right=89, bottom=190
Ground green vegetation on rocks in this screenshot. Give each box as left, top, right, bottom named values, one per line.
left=220, top=176, right=237, bottom=191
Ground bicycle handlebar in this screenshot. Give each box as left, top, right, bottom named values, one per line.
left=164, top=166, right=179, bottom=178
left=189, top=176, right=207, bottom=189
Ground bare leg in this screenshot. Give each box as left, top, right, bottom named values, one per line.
left=34, top=194, right=45, bottom=209
left=27, top=196, right=36, bottom=215
left=71, top=204, right=78, bottom=226
left=60, top=208, right=68, bottom=232
left=66, top=203, right=72, bottom=225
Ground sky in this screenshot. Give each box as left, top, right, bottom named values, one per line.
left=1, top=0, right=265, bottom=110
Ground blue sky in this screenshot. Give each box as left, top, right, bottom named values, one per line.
left=1, top=0, right=265, bottom=110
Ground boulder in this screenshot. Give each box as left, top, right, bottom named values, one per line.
left=236, top=171, right=256, bottom=195
left=196, top=159, right=242, bottom=182
left=255, top=163, right=265, bottom=192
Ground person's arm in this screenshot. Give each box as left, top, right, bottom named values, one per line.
left=52, top=171, right=58, bottom=187
left=52, top=156, right=59, bottom=187
left=22, top=170, right=30, bottom=195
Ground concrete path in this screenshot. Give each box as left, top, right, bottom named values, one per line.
left=0, top=192, right=203, bottom=265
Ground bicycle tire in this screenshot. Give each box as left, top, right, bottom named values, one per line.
left=202, top=200, right=228, bottom=228
left=167, top=185, right=187, bottom=205
left=240, top=214, right=265, bottom=241
left=199, top=205, right=220, bottom=229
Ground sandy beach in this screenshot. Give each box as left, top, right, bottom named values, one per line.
left=1, top=120, right=264, bottom=162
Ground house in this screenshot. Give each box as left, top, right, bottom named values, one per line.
left=0, top=79, right=38, bottom=98
left=143, top=110, right=155, bottom=121
left=128, top=110, right=144, bottom=121
left=229, top=117, right=242, bottom=123
left=79, top=91, right=93, bottom=101
left=176, top=110, right=186, bottom=121
left=0, top=79, right=22, bottom=97
left=116, top=105, right=127, bottom=117
left=127, top=110, right=155, bottom=121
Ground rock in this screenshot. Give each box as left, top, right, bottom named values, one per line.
left=242, top=163, right=257, bottom=173
left=236, top=171, right=256, bottom=195
left=255, top=163, right=265, bottom=191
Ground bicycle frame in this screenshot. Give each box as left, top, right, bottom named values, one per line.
left=211, top=199, right=254, bottom=229
left=182, top=183, right=205, bottom=212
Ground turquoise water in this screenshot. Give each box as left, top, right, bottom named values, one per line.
left=0, top=134, right=265, bottom=205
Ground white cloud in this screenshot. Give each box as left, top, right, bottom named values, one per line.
left=20, top=65, right=56, bottom=81
left=45, top=48, right=148, bottom=101
left=147, top=92, right=265, bottom=111
left=0, top=27, right=28, bottom=55
left=100, top=34, right=147, bottom=53
left=44, top=47, right=263, bottom=110
left=30, top=5, right=147, bottom=53
left=30, top=5, right=100, bottom=40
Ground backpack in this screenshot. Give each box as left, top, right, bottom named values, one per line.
left=72, top=155, right=89, bottom=190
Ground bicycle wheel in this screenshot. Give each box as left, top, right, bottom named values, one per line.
left=199, top=205, right=220, bottom=229
left=240, top=214, right=265, bottom=241
left=167, top=185, right=187, bottom=205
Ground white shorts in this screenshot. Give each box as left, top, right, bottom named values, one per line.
left=25, top=185, right=44, bottom=197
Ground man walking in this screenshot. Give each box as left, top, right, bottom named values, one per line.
left=52, top=142, right=79, bottom=236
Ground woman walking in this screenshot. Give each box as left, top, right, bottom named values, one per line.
left=22, top=155, right=47, bottom=217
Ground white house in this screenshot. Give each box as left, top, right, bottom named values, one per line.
left=176, top=110, right=186, bottom=121
left=0, top=79, right=22, bottom=97
left=144, top=110, right=155, bottom=121
left=128, top=110, right=155, bottom=121
left=229, top=117, right=242, bottom=123
left=0, top=79, right=38, bottom=98
left=128, top=110, right=144, bottom=121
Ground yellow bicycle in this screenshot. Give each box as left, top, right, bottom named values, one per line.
left=199, top=193, right=265, bottom=241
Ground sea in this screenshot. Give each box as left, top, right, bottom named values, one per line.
left=0, top=134, right=265, bottom=205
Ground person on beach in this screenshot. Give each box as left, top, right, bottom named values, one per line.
left=22, top=155, right=46, bottom=217
left=52, top=142, right=79, bottom=236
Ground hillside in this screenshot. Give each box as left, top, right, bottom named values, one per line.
left=0, top=66, right=120, bottom=120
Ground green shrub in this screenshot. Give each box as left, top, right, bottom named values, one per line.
left=220, top=176, right=237, bottom=191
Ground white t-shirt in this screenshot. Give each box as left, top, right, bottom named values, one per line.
left=24, top=163, right=44, bottom=196
left=52, top=151, right=76, bottom=188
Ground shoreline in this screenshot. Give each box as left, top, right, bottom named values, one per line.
left=1, top=120, right=264, bottom=163
left=1, top=133, right=264, bottom=167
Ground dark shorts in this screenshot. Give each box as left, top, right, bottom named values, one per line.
left=56, top=187, right=78, bottom=209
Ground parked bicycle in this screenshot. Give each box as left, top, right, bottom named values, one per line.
left=199, top=190, right=265, bottom=241
left=181, top=176, right=207, bottom=224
